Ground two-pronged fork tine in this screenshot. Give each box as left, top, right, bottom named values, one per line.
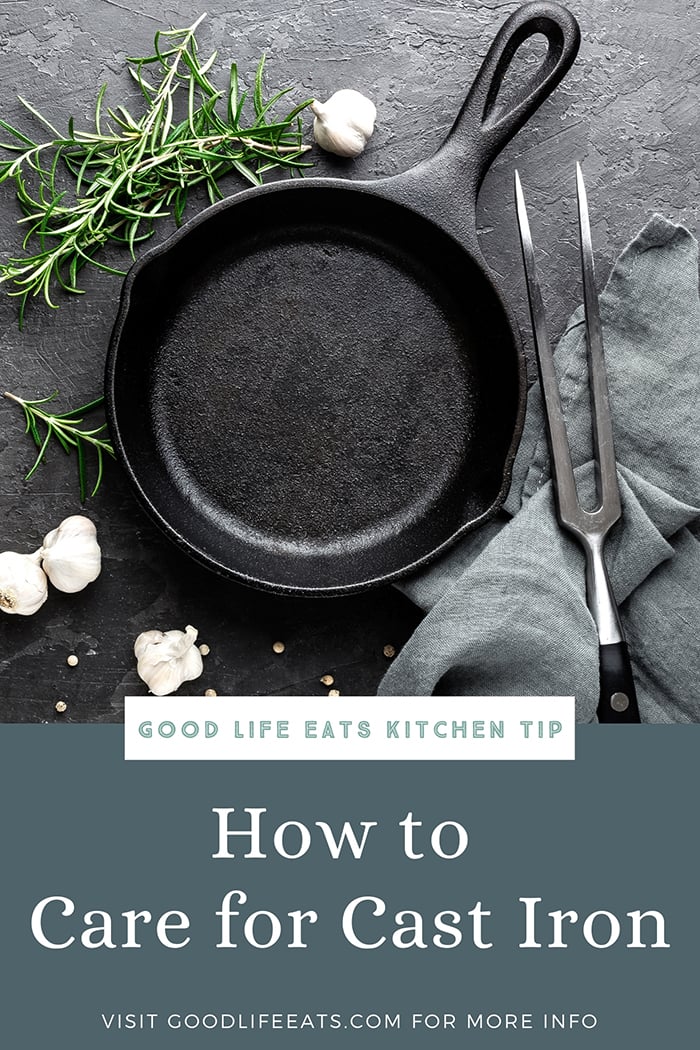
left=514, top=166, right=640, bottom=724
left=514, top=171, right=579, bottom=527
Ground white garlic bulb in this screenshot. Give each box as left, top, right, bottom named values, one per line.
left=0, top=550, right=48, bottom=615
left=134, top=624, right=204, bottom=696
left=311, top=89, right=376, bottom=157
left=40, top=515, right=101, bottom=593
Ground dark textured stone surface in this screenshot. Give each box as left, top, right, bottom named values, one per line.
left=0, top=1, right=697, bottom=721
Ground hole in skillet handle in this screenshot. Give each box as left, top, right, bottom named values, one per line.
left=436, top=2, right=581, bottom=196
left=488, top=33, right=550, bottom=118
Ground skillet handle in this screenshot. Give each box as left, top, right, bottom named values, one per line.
left=438, top=2, right=580, bottom=195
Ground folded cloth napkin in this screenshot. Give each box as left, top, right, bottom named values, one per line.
left=378, top=216, right=700, bottom=723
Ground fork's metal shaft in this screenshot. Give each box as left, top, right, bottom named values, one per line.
left=583, top=535, right=623, bottom=645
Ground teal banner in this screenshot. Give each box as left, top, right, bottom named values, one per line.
left=1, top=726, right=696, bottom=1046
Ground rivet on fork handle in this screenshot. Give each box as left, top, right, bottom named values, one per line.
left=611, top=692, right=630, bottom=713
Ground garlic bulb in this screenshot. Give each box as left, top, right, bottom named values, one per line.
left=134, top=624, right=204, bottom=696
left=311, top=89, right=376, bottom=158
left=40, top=515, right=101, bottom=593
left=0, top=550, right=48, bottom=615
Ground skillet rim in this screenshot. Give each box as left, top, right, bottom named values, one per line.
left=105, top=176, right=527, bottom=596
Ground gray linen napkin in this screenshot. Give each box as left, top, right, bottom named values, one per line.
left=378, top=216, right=700, bottom=723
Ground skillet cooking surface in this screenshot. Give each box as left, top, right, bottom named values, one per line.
left=109, top=186, right=518, bottom=593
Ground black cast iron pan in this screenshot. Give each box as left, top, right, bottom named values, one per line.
left=106, top=2, right=580, bottom=595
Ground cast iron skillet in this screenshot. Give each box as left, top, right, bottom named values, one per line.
left=106, top=2, right=580, bottom=595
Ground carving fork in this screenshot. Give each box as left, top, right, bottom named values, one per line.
left=514, top=164, right=640, bottom=723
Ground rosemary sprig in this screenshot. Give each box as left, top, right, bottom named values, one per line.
left=4, top=391, right=114, bottom=501
left=0, top=13, right=313, bottom=325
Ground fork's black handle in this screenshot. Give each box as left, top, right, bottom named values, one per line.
left=598, top=642, right=641, bottom=723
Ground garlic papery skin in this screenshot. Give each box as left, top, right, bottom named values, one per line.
left=311, top=90, right=376, bottom=158
left=134, top=624, right=204, bottom=697
left=40, top=515, right=101, bottom=594
left=0, top=550, right=48, bottom=615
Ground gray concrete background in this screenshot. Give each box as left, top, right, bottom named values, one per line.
left=0, top=1, right=697, bottom=720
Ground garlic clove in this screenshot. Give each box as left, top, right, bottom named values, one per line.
left=134, top=624, right=204, bottom=697
left=311, top=89, right=376, bottom=158
left=0, top=549, right=48, bottom=615
left=40, top=515, right=101, bottom=594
